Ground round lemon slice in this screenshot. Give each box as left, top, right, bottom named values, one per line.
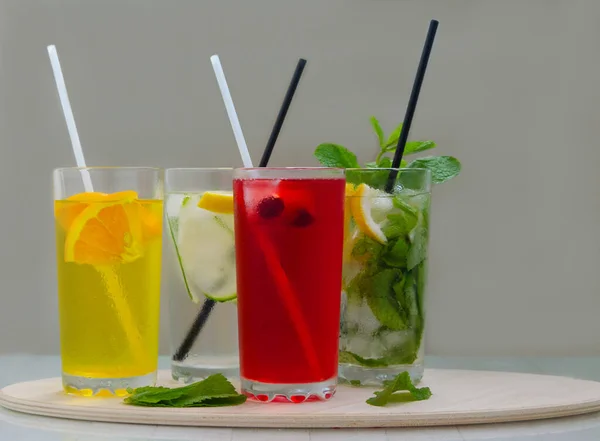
left=175, top=192, right=237, bottom=302
left=349, top=183, right=394, bottom=244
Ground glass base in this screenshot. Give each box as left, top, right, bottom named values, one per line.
left=171, top=359, right=239, bottom=384
left=62, top=371, right=156, bottom=397
left=338, top=362, right=424, bottom=387
left=241, top=377, right=337, bottom=403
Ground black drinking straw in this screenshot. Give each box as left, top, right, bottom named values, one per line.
left=385, top=19, right=439, bottom=193
left=173, top=58, right=308, bottom=362
left=260, top=58, right=307, bottom=167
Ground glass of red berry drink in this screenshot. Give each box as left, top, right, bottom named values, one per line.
left=233, top=168, right=345, bottom=402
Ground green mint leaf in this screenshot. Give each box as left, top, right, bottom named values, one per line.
left=346, top=272, right=366, bottom=305
left=370, top=116, right=385, bottom=148
left=402, top=271, right=420, bottom=319
left=392, top=195, right=418, bottom=215
left=365, top=157, right=393, bottom=168
left=351, top=235, right=383, bottom=260
left=340, top=336, right=421, bottom=367
left=314, top=144, right=360, bottom=168
left=182, top=195, right=191, bottom=206
left=416, top=261, right=427, bottom=317
left=188, top=395, right=248, bottom=407
left=339, top=350, right=389, bottom=368
left=407, top=216, right=428, bottom=270
left=407, top=156, right=461, bottom=184
left=404, top=141, right=436, bottom=155
left=386, top=141, right=436, bottom=157
left=124, top=374, right=246, bottom=408
left=346, top=168, right=388, bottom=189
left=366, top=371, right=432, bottom=407
left=392, top=277, right=407, bottom=304
left=366, top=157, right=400, bottom=168
left=377, top=157, right=392, bottom=168
left=384, top=123, right=403, bottom=149
left=382, top=238, right=409, bottom=267
left=366, top=269, right=407, bottom=331
left=383, top=201, right=418, bottom=239
left=125, top=386, right=185, bottom=404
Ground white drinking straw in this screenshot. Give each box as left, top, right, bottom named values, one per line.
left=47, top=45, right=94, bottom=191
left=210, top=55, right=253, bottom=168
left=47, top=45, right=146, bottom=364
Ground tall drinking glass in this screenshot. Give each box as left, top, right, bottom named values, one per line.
left=53, top=167, right=163, bottom=396
left=233, top=168, right=345, bottom=402
left=338, top=168, right=431, bottom=386
left=165, top=168, right=239, bottom=382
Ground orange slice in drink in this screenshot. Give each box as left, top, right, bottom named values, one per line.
left=61, top=191, right=145, bottom=265
left=54, top=191, right=109, bottom=231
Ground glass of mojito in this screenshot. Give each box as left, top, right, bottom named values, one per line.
left=53, top=167, right=164, bottom=396
left=165, top=168, right=238, bottom=382
left=339, top=168, right=431, bottom=386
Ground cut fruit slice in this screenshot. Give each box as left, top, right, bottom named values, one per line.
left=55, top=191, right=112, bottom=231
left=349, top=183, right=394, bottom=244
left=344, top=183, right=356, bottom=234
left=174, top=193, right=237, bottom=302
left=197, top=191, right=234, bottom=214
left=139, top=204, right=163, bottom=241
left=63, top=191, right=144, bottom=265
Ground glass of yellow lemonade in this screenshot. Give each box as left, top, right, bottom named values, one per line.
left=53, top=167, right=164, bottom=396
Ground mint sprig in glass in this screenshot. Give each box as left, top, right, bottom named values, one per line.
left=314, top=116, right=460, bottom=386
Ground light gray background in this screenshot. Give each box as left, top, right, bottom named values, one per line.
left=0, top=0, right=597, bottom=356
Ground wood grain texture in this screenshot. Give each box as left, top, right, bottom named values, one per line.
left=1, top=369, right=600, bottom=428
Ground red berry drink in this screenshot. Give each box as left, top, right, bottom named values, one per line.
left=233, top=168, right=345, bottom=402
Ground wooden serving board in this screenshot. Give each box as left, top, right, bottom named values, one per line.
left=1, top=369, right=600, bottom=428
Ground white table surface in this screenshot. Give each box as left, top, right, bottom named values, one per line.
left=1, top=356, right=600, bottom=440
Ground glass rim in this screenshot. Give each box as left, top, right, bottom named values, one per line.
left=234, top=167, right=345, bottom=179
left=236, top=167, right=343, bottom=171
left=53, top=166, right=162, bottom=173
left=165, top=167, right=234, bottom=177
left=166, top=167, right=234, bottom=172
left=346, top=167, right=430, bottom=174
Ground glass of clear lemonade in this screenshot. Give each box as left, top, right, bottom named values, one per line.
left=53, top=167, right=164, bottom=396
left=165, top=168, right=239, bottom=382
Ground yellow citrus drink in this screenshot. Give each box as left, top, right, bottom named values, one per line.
left=54, top=191, right=163, bottom=396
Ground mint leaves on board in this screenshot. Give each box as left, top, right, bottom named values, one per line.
left=124, top=374, right=246, bottom=407
left=366, top=371, right=432, bottom=407
left=314, top=116, right=461, bottom=184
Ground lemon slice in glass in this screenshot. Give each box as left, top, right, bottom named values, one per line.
left=349, top=183, right=394, bottom=244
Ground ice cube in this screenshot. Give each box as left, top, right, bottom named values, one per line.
left=380, top=329, right=412, bottom=351
left=241, top=179, right=281, bottom=213
left=371, top=196, right=394, bottom=223
left=345, top=335, right=386, bottom=358
left=166, top=193, right=185, bottom=217
left=345, top=302, right=381, bottom=335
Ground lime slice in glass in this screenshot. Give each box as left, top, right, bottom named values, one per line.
left=170, top=193, right=237, bottom=302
